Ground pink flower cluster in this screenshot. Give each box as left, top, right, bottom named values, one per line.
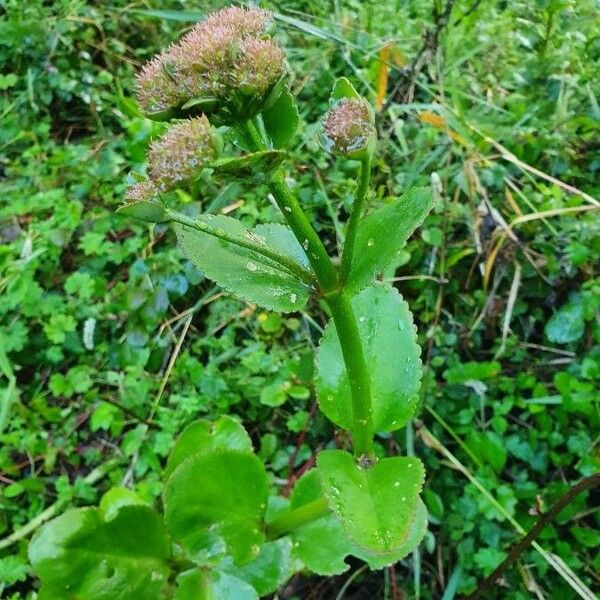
left=135, top=6, right=285, bottom=115
left=126, top=115, right=221, bottom=200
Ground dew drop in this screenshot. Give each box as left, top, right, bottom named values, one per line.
left=359, top=316, right=366, bottom=322
left=246, top=262, right=258, bottom=272
left=290, top=293, right=297, bottom=304
left=367, top=239, right=375, bottom=247
left=394, top=481, right=400, bottom=487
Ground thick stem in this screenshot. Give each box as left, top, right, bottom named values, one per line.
left=340, top=156, right=371, bottom=284
left=241, top=118, right=374, bottom=457
left=166, top=208, right=316, bottom=286
left=269, top=171, right=339, bottom=294
left=265, top=498, right=329, bottom=539
left=326, top=291, right=374, bottom=457
left=240, top=119, right=338, bottom=293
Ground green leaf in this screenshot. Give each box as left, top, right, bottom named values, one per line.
left=175, top=217, right=311, bottom=312
left=0, top=555, right=28, bottom=585
left=347, top=187, right=434, bottom=296
left=99, top=487, right=147, bottom=519
left=287, top=469, right=427, bottom=572
left=261, top=87, right=299, bottom=148
left=443, top=361, right=501, bottom=384
left=29, top=503, right=171, bottom=600
left=175, top=569, right=258, bottom=600
left=165, top=450, right=269, bottom=565
left=316, top=283, right=422, bottom=433
left=287, top=470, right=353, bottom=575
left=331, top=77, right=361, bottom=101
left=221, top=538, right=299, bottom=596
left=116, top=201, right=168, bottom=223
left=130, top=8, right=203, bottom=22
left=317, top=449, right=426, bottom=554
left=545, top=300, right=585, bottom=343
left=210, top=150, right=286, bottom=178
left=165, top=416, right=253, bottom=479
left=260, top=381, right=288, bottom=407
left=353, top=498, right=428, bottom=569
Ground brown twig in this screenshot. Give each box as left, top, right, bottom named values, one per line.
left=465, top=473, right=600, bottom=600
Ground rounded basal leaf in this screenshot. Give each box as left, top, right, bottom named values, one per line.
left=347, top=187, right=433, bottom=296
left=316, top=283, right=422, bottom=433
left=175, top=216, right=312, bottom=312
left=165, top=450, right=269, bottom=565
left=317, top=449, right=426, bottom=554
left=165, top=416, right=253, bottom=479
left=261, top=86, right=300, bottom=149
left=221, top=538, right=299, bottom=596
left=285, top=470, right=428, bottom=573
left=352, top=498, right=428, bottom=569
left=288, top=470, right=354, bottom=575
left=29, top=504, right=170, bottom=600
left=99, top=487, right=147, bottom=519
left=175, top=569, right=258, bottom=600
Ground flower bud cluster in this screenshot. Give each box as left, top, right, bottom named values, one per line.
left=135, top=6, right=285, bottom=119
left=147, top=116, right=222, bottom=192
left=323, top=98, right=377, bottom=159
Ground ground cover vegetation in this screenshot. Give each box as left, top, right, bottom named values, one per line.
left=0, top=0, right=598, bottom=598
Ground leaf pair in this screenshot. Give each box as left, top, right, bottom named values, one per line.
left=28, top=417, right=293, bottom=600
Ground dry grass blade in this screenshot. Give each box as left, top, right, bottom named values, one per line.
left=494, top=260, right=522, bottom=358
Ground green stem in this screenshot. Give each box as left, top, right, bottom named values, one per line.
left=269, top=171, right=339, bottom=294
left=241, top=118, right=374, bottom=457
left=240, top=120, right=339, bottom=294
left=326, top=291, right=374, bottom=457
left=165, top=208, right=316, bottom=286
left=265, top=498, right=330, bottom=539
left=340, top=156, right=371, bottom=284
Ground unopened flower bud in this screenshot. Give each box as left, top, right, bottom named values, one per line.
left=323, top=98, right=376, bottom=159
left=147, top=116, right=222, bottom=192
left=125, top=180, right=158, bottom=202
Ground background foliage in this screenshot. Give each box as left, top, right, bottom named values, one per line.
left=1, top=0, right=599, bottom=597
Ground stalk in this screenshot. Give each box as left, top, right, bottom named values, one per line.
left=241, top=119, right=375, bottom=457
left=265, top=498, right=330, bottom=539
left=340, top=156, right=371, bottom=283
left=326, top=291, right=374, bottom=457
